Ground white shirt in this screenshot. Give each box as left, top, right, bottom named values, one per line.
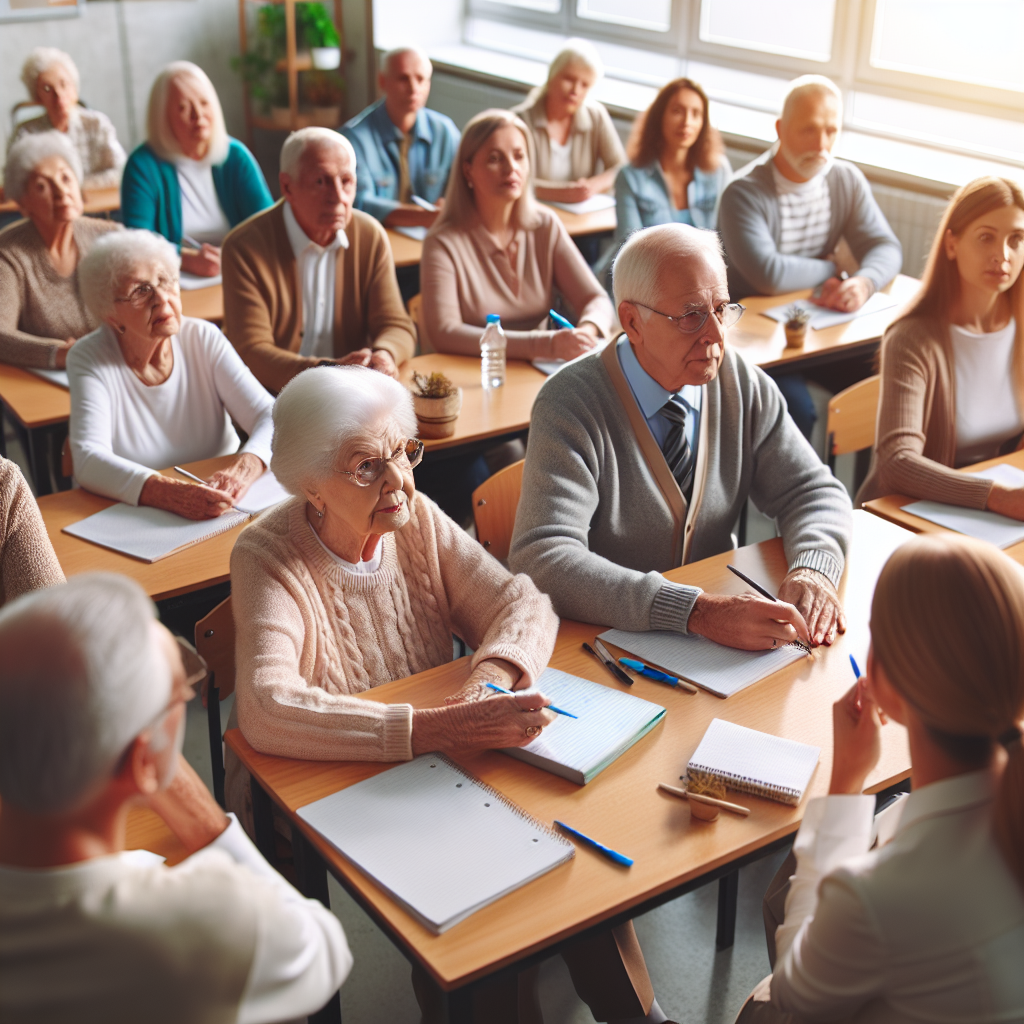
left=547, top=136, right=573, bottom=183
left=951, top=318, right=1021, bottom=465
left=14, top=106, right=127, bottom=191
left=0, top=814, right=352, bottom=1024
left=308, top=520, right=384, bottom=574
left=283, top=201, right=349, bottom=359
left=772, top=163, right=832, bottom=258
left=771, top=771, right=1024, bottom=1022
left=176, top=157, right=231, bottom=246
left=67, top=317, right=275, bottom=505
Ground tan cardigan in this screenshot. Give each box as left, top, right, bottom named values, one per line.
left=511, top=94, right=626, bottom=190
left=0, top=457, right=65, bottom=606
left=221, top=201, right=416, bottom=393
left=858, top=315, right=1001, bottom=508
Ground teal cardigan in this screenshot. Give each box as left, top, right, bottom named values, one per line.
left=120, top=138, right=273, bottom=246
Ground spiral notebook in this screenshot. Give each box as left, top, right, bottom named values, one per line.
left=296, top=754, right=575, bottom=934
left=687, top=719, right=820, bottom=806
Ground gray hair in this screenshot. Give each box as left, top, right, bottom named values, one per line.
left=539, top=38, right=603, bottom=102
left=280, top=126, right=355, bottom=179
left=271, top=366, right=417, bottom=495
left=146, top=61, right=229, bottom=165
left=781, top=74, right=843, bottom=121
left=21, top=46, right=80, bottom=101
left=612, top=223, right=725, bottom=307
left=78, top=229, right=180, bottom=320
left=0, top=574, right=171, bottom=814
left=381, top=47, right=432, bottom=78
left=3, top=131, right=82, bottom=203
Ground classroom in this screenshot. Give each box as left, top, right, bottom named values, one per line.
left=1, top=0, right=1023, bottom=1021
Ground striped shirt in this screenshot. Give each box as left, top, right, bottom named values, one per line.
left=772, top=164, right=831, bottom=258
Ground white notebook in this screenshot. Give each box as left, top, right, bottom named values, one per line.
left=27, top=368, right=69, bottom=389
left=297, top=754, right=574, bottom=934
left=598, top=629, right=807, bottom=698
left=904, top=463, right=1024, bottom=549
left=504, top=668, right=666, bottom=785
left=760, top=291, right=899, bottom=331
left=687, top=719, right=820, bottom=806
left=544, top=194, right=616, bottom=215
left=178, top=271, right=223, bottom=290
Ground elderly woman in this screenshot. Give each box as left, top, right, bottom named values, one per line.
left=121, top=61, right=272, bottom=278
left=419, top=109, right=615, bottom=360
left=69, top=229, right=274, bottom=518
left=0, top=133, right=119, bottom=369
left=10, top=47, right=126, bottom=191
left=511, top=39, right=625, bottom=205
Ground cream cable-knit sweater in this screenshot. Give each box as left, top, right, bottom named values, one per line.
left=231, top=493, right=558, bottom=763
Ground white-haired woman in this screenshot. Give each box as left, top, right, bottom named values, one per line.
left=0, top=133, right=119, bottom=369
left=511, top=40, right=625, bottom=205
left=10, top=47, right=126, bottom=191
left=68, top=230, right=274, bottom=518
left=419, top=109, right=615, bottom=359
left=121, top=61, right=272, bottom=278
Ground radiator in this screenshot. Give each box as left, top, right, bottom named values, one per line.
left=869, top=184, right=948, bottom=280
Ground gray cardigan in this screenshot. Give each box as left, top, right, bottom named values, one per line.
left=508, top=340, right=852, bottom=633
left=718, top=150, right=903, bottom=300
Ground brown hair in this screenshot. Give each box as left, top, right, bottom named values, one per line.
left=871, top=534, right=1024, bottom=890
left=626, top=77, right=722, bottom=173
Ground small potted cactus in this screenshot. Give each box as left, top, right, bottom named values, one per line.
left=783, top=304, right=812, bottom=349
left=410, top=371, right=462, bottom=439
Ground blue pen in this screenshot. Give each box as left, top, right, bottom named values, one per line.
left=555, top=821, right=633, bottom=867
left=548, top=308, right=575, bottom=330
left=618, top=657, right=698, bottom=694
left=850, top=654, right=862, bottom=679
left=484, top=682, right=577, bottom=718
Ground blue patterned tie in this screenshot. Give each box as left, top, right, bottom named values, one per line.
left=660, top=395, right=695, bottom=502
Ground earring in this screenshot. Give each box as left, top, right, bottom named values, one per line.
left=117, top=324, right=126, bottom=334
left=316, top=506, right=324, bottom=519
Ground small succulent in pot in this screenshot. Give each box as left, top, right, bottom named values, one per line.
left=411, top=371, right=457, bottom=398
left=783, top=303, right=812, bottom=349
left=410, top=372, right=463, bottom=439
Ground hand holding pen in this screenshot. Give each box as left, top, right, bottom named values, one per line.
left=829, top=653, right=884, bottom=795
left=548, top=308, right=600, bottom=361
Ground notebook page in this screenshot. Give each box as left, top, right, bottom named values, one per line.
left=760, top=291, right=898, bottom=330
left=903, top=499, right=1024, bottom=549
left=236, top=471, right=291, bottom=513
left=598, top=629, right=806, bottom=698
left=178, top=271, right=223, bottom=290
left=297, top=755, right=573, bottom=934
left=27, top=368, right=69, bottom=389
left=688, top=719, right=820, bottom=801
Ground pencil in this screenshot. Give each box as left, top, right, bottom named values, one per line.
left=658, top=782, right=751, bottom=816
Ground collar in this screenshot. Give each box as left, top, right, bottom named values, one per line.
left=371, top=99, right=433, bottom=145
left=283, top=200, right=348, bottom=259
left=616, top=335, right=700, bottom=420
left=529, top=96, right=595, bottom=134
left=470, top=213, right=525, bottom=258
left=895, top=769, right=994, bottom=837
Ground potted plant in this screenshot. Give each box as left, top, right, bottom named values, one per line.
left=303, top=70, right=344, bottom=127
left=298, top=2, right=342, bottom=69
left=782, top=303, right=812, bottom=349
left=410, top=371, right=462, bottom=440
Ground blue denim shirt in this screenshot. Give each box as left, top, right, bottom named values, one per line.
left=340, top=100, right=460, bottom=223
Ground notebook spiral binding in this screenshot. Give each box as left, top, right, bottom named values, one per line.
left=686, top=763, right=802, bottom=806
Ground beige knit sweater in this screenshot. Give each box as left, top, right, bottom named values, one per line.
left=0, top=457, right=65, bottom=606
left=230, top=493, right=558, bottom=764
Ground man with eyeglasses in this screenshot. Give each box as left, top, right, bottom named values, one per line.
left=0, top=573, right=352, bottom=1023
left=510, top=222, right=852, bottom=652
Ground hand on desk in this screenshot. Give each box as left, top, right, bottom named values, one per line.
left=778, top=567, right=847, bottom=647
left=206, top=452, right=265, bottom=502
left=812, top=275, right=872, bottom=312
left=333, top=348, right=399, bottom=379
left=985, top=483, right=1024, bottom=521
left=139, top=474, right=235, bottom=520
left=829, top=679, right=884, bottom=795
left=688, top=591, right=811, bottom=651
left=180, top=243, right=221, bottom=278
left=537, top=180, right=594, bottom=204
left=54, top=336, right=76, bottom=369
left=551, top=327, right=599, bottom=361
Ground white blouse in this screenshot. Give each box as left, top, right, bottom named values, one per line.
left=176, top=158, right=231, bottom=245
left=547, top=136, right=573, bottom=183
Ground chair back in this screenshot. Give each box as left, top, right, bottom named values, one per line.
left=472, top=459, right=525, bottom=561
left=195, top=596, right=236, bottom=700
left=61, top=436, right=72, bottom=479
left=826, top=374, right=880, bottom=466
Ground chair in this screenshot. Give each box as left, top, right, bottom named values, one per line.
left=194, top=596, right=235, bottom=808
left=471, top=459, right=525, bottom=561
left=826, top=374, right=880, bottom=494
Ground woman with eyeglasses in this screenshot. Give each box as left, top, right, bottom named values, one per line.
left=67, top=229, right=274, bottom=518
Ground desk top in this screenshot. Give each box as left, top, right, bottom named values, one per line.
left=0, top=363, right=70, bottom=429
left=226, top=509, right=912, bottom=991
left=730, top=275, right=920, bottom=370
left=181, top=285, right=224, bottom=323
left=125, top=806, right=188, bottom=866
left=400, top=353, right=546, bottom=452
left=0, top=186, right=120, bottom=216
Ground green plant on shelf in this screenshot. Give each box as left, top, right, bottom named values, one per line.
left=304, top=70, right=345, bottom=107
left=297, top=2, right=339, bottom=48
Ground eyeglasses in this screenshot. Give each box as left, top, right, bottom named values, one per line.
left=114, top=276, right=179, bottom=309
left=635, top=301, right=745, bottom=334
left=336, top=438, right=425, bottom=487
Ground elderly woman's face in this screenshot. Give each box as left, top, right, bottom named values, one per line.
left=463, top=126, right=529, bottom=208
left=167, top=75, right=214, bottom=160
left=19, top=155, right=83, bottom=230
left=35, top=63, right=78, bottom=128
left=549, top=63, right=595, bottom=116
left=108, top=257, right=182, bottom=348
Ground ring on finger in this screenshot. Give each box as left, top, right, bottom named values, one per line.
left=525, top=725, right=541, bottom=738
left=771, top=638, right=777, bottom=649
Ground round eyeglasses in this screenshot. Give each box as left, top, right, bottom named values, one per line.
left=336, top=438, right=425, bottom=487
left=635, top=301, right=745, bottom=334
left=114, top=276, right=179, bottom=309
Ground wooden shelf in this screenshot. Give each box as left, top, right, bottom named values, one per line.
left=276, top=53, right=312, bottom=72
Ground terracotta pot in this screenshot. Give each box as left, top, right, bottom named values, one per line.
left=784, top=323, right=808, bottom=349
left=306, top=105, right=341, bottom=127
left=269, top=106, right=293, bottom=129
left=413, top=388, right=462, bottom=439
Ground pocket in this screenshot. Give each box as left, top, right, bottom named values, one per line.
left=375, top=175, right=394, bottom=189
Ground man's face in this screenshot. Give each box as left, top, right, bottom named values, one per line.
left=381, top=51, right=432, bottom=122
left=619, top=255, right=729, bottom=392
left=280, top=142, right=356, bottom=243
left=776, top=90, right=840, bottom=181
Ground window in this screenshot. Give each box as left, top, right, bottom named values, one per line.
left=577, top=0, right=672, bottom=33
left=698, top=0, right=836, bottom=63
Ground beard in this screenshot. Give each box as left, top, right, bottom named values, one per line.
left=779, top=141, right=834, bottom=180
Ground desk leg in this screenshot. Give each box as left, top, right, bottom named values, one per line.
left=716, top=871, right=739, bottom=950
left=25, top=427, right=53, bottom=497
left=250, top=776, right=277, bottom=866
left=443, top=986, right=474, bottom=1024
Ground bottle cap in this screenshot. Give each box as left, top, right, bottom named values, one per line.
left=486, top=314, right=501, bottom=324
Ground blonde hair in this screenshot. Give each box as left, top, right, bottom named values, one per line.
left=21, top=47, right=79, bottom=101
left=871, top=534, right=1024, bottom=891
left=525, top=38, right=603, bottom=107
left=146, top=61, right=229, bottom=165
left=431, top=109, right=541, bottom=235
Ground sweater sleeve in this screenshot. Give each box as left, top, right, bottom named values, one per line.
left=614, top=167, right=645, bottom=242
left=0, top=458, right=65, bottom=606
left=363, top=227, right=416, bottom=365
left=230, top=141, right=274, bottom=223
left=840, top=165, right=902, bottom=291
left=551, top=216, right=616, bottom=338
left=119, top=148, right=160, bottom=234
left=0, top=256, right=64, bottom=369
left=81, top=110, right=126, bottom=191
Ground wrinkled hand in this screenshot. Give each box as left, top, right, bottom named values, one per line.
left=368, top=349, right=399, bottom=378
left=412, top=690, right=557, bottom=755
left=180, top=243, right=221, bottom=278
left=139, top=474, right=235, bottom=520
left=551, top=327, right=600, bottom=361
left=985, top=483, right=1024, bottom=521
left=444, top=658, right=525, bottom=705
left=829, top=679, right=883, bottom=794
left=337, top=348, right=373, bottom=368
left=206, top=453, right=265, bottom=502
left=54, top=336, right=76, bottom=369
left=687, top=592, right=810, bottom=651
left=813, top=275, right=872, bottom=312
left=778, top=568, right=846, bottom=647
left=145, top=753, right=230, bottom=854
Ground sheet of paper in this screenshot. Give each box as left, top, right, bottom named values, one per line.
left=598, top=629, right=807, bottom=698
left=393, top=225, right=428, bottom=241
left=760, top=291, right=899, bottom=331
left=531, top=358, right=565, bottom=376
left=235, top=471, right=292, bottom=514
left=178, top=272, right=222, bottom=291
left=26, top=367, right=69, bottom=389
left=544, top=194, right=616, bottom=215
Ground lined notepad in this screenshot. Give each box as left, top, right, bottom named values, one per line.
left=504, top=668, right=666, bottom=784
left=687, top=719, right=820, bottom=806
left=760, top=291, right=899, bottom=331
left=297, top=755, right=574, bottom=934
left=598, top=629, right=807, bottom=698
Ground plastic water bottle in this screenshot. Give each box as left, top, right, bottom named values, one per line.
left=480, top=314, right=506, bottom=389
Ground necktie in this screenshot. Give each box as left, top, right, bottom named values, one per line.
left=660, top=395, right=695, bottom=502
left=397, top=133, right=412, bottom=204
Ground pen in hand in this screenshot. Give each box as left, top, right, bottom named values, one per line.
left=725, top=564, right=812, bottom=653
left=548, top=309, right=575, bottom=331
left=483, top=682, right=577, bottom=718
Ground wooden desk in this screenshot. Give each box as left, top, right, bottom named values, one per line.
left=386, top=227, right=427, bottom=268
left=226, top=510, right=911, bottom=1006
left=0, top=363, right=71, bottom=494
left=730, top=274, right=920, bottom=372
left=38, top=455, right=247, bottom=601
left=125, top=806, right=188, bottom=865
left=180, top=283, right=224, bottom=323
left=0, top=186, right=120, bottom=216
left=400, top=353, right=546, bottom=454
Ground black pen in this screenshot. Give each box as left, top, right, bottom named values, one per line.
left=582, top=641, right=631, bottom=685
left=726, top=565, right=812, bottom=654
left=593, top=638, right=635, bottom=686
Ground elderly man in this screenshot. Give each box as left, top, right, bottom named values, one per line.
left=341, top=47, right=459, bottom=231
left=0, top=573, right=352, bottom=1022
left=222, top=127, right=416, bottom=393
left=510, top=223, right=853, bottom=650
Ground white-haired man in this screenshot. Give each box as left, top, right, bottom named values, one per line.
left=510, top=223, right=853, bottom=651
left=341, top=47, right=459, bottom=230
left=0, top=573, right=352, bottom=1022
left=222, top=127, right=416, bottom=393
